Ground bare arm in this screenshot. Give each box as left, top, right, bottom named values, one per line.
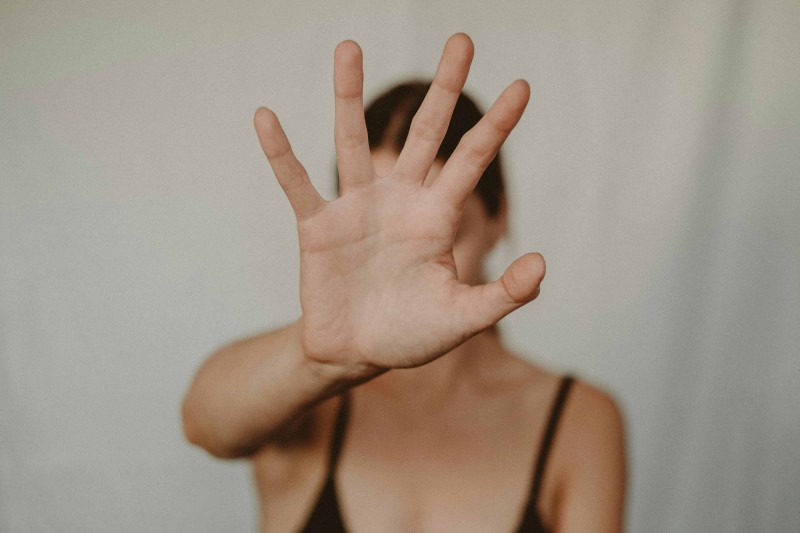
left=182, top=34, right=545, bottom=458
left=181, top=320, right=380, bottom=458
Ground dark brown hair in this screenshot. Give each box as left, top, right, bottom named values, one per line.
left=356, top=81, right=506, bottom=218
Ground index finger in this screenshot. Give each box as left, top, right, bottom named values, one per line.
left=432, top=79, right=530, bottom=210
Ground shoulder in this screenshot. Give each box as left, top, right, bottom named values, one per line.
left=562, top=378, right=625, bottom=446
left=552, top=377, right=627, bottom=532
left=490, top=355, right=625, bottom=441
left=508, top=365, right=626, bottom=476
left=251, top=394, right=343, bottom=473
left=250, top=396, right=346, bottom=531
left=556, top=377, right=626, bottom=479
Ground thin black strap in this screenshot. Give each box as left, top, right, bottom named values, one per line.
left=529, top=375, right=575, bottom=504
left=300, top=394, right=351, bottom=533
left=326, top=392, right=351, bottom=478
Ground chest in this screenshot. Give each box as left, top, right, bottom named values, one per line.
left=255, top=399, right=555, bottom=533
left=335, top=428, right=540, bottom=532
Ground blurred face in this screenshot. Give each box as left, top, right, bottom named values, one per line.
left=371, top=148, right=506, bottom=286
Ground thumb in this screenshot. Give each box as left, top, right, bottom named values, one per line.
left=458, top=252, right=546, bottom=332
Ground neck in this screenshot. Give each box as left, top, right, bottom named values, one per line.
left=367, top=327, right=511, bottom=407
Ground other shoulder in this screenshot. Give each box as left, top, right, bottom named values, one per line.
left=563, top=378, right=625, bottom=442
left=557, top=377, right=626, bottom=474
left=552, top=377, right=627, bottom=532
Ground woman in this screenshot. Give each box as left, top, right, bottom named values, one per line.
left=182, top=34, right=626, bottom=532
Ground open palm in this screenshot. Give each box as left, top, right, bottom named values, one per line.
left=254, top=34, right=545, bottom=372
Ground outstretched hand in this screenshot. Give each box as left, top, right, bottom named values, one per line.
left=253, top=33, right=545, bottom=373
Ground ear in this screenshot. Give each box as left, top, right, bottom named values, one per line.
left=487, top=196, right=509, bottom=250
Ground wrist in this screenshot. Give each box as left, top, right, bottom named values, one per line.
left=290, top=317, right=386, bottom=390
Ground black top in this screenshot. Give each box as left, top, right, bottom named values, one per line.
left=301, top=375, right=575, bottom=533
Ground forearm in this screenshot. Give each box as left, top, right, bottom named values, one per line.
left=181, top=319, right=383, bottom=458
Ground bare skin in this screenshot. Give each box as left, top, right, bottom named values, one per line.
left=182, top=34, right=626, bottom=532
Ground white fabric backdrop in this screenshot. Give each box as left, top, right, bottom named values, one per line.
left=1, top=0, right=798, bottom=531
